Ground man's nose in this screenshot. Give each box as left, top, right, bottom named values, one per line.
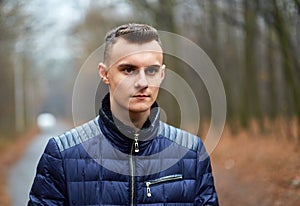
left=135, top=70, right=148, bottom=88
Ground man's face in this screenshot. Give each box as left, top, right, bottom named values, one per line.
left=99, top=38, right=164, bottom=116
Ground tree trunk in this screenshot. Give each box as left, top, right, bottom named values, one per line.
left=272, top=0, right=300, bottom=140
left=240, top=0, right=263, bottom=130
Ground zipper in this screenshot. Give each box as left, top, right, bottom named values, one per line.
left=145, top=174, right=183, bottom=198
left=134, top=133, right=139, bottom=153
left=130, top=133, right=139, bottom=205
left=130, top=140, right=135, bottom=205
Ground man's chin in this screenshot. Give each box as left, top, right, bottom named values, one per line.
left=128, top=105, right=151, bottom=114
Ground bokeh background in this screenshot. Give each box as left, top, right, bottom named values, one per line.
left=0, top=0, right=299, bottom=205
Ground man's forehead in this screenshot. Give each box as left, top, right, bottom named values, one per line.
left=108, top=38, right=163, bottom=67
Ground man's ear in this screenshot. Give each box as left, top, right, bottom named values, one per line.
left=98, top=63, right=109, bottom=84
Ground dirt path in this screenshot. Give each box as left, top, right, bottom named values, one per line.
left=8, top=132, right=52, bottom=206
left=0, top=127, right=40, bottom=206
left=8, top=121, right=70, bottom=206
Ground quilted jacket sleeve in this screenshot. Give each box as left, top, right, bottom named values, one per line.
left=194, top=141, right=219, bottom=206
left=28, top=138, right=67, bottom=206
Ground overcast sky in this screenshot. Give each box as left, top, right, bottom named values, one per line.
left=23, top=0, right=89, bottom=62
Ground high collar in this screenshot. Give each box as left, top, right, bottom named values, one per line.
left=98, top=93, right=160, bottom=154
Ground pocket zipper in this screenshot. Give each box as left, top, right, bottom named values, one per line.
left=145, top=174, right=183, bottom=198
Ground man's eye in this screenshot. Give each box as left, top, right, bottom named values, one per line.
left=146, top=66, right=159, bottom=75
left=123, top=67, right=135, bottom=74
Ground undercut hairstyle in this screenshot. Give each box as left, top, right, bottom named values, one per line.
left=103, top=23, right=162, bottom=65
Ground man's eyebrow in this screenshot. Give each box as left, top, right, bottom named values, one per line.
left=147, top=64, right=161, bottom=68
left=117, top=64, right=161, bottom=69
left=117, top=64, right=138, bottom=69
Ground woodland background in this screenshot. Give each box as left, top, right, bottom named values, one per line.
left=1, top=1, right=300, bottom=205
left=1, top=0, right=300, bottom=139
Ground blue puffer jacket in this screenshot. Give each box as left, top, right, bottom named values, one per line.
left=28, top=96, right=218, bottom=205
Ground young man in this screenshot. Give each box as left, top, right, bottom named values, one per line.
left=28, top=23, right=219, bottom=205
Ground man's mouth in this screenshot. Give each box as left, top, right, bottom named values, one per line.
left=132, top=94, right=150, bottom=98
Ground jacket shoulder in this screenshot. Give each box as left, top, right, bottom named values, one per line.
left=158, top=121, right=201, bottom=151
left=53, top=117, right=101, bottom=152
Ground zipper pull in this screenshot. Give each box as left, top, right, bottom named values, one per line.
left=134, top=133, right=139, bottom=153
left=146, top=182, right=151, bottom=197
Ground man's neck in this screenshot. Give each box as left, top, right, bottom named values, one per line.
left=111, top=105, right=150, bottom=131
left=129, top=111, right=150, bottom=130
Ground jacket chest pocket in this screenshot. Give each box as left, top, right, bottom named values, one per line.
left=144, top=174, right=183, bottom=198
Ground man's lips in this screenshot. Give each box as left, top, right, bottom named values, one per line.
left=132, top=94, right=150, bottom=98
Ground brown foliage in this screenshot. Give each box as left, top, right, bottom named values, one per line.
left=212, top=120, right=300, bottom=205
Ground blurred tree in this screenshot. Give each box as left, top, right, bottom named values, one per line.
left=0, top=0, right=38, bottom=138
left=0, top=0, right=27, bottom=137
left=266, top=27, right=278, bottom=119
left=270, top=0, right=300, bottom=139
left=252, top=0, right=299, bottom=136
left=239, top=0, right=263, bottom=129
left=128, top=0, right=177, bottom=32
left=71, top=6, right=118, bottom=58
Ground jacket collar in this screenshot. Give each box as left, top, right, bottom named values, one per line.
left=98, top=93, right=160, bottom=154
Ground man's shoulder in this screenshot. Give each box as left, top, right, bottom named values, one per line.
left=53, top=117, right=101, bottom=152
left=158, top=121, right=202, bottom=152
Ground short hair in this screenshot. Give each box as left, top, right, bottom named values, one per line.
left=103, top=23, right=162, bottom=65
